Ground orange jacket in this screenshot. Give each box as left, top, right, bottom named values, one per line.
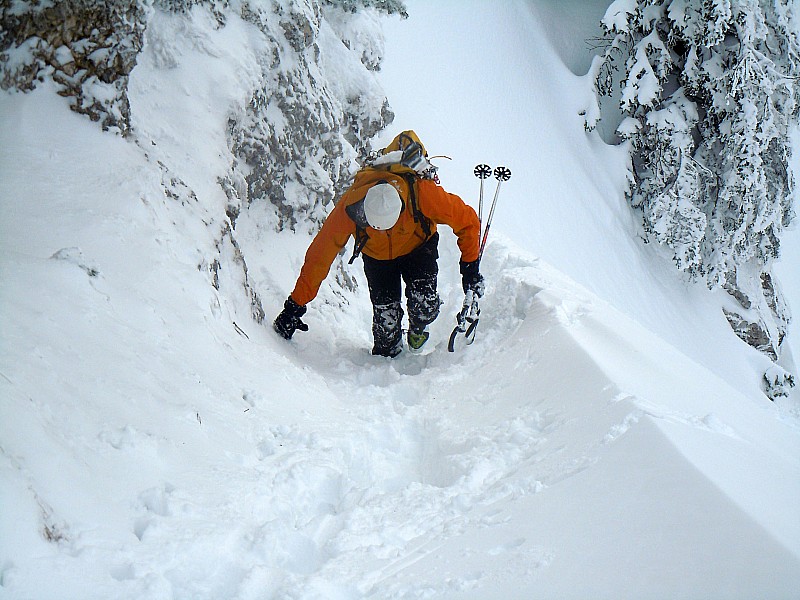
left=290, top=171, right=480, bottom=306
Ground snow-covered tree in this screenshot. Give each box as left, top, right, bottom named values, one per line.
left=590, top=0, right=800, bottom=389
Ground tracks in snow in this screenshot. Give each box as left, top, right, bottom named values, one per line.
left=234, top=242, right=634, bottom=595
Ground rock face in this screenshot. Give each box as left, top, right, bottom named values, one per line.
left=1, top=0, right=401, bottom=323
left=722, top=267, right=795, bottom=400
left=723, top=271, right=790, bottom=362
left=229, top=1, right=396, bottom=231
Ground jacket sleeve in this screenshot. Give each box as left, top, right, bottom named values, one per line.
left=290, top=201, right=355, bottom=306
left=417, top=180, right=481, bottom=263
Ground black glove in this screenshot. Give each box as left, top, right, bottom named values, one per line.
left=273, top=296, right=309, bottom=340
left=460, top=259, right=485, bottom=297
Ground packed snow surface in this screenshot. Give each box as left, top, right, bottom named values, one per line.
left=2, top=1, right=799, bottom=598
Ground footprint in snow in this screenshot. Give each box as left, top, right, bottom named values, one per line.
left=488, top=537, right=527, bottom=556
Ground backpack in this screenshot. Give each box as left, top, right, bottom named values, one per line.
left=346, top=130, right=437, bottom=264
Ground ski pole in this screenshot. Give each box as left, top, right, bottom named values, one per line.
left=448, top=166, right=511, bottom=352
left=478, top=166, right=511, bottom=261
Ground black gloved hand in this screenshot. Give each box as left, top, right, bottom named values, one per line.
left=273, top=296, right=309, bottom=340
left=460, top=259, right=485, bottom=297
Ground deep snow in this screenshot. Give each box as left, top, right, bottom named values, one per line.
left=2, top=1, right=800, bottom=599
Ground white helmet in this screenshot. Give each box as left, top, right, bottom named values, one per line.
left=364, top=183, right=402, bottom=230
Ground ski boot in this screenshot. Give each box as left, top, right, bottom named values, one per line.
left=407, top=326, right=430, bottom=353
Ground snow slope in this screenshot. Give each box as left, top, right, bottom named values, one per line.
left=378, top=0, right=789, bottom=399
left=2, top=2, right=800, bottom=599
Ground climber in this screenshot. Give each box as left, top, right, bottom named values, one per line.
left=273, top=130, right=484, bottom=357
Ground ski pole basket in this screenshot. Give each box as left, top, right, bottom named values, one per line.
left=448, top=164, right=511, bottom=352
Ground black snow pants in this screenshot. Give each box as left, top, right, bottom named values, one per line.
left=362, top=232, right=442, bottom=356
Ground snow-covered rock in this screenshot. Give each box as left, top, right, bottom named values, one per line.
left=1, top=0, right=147, bottom=134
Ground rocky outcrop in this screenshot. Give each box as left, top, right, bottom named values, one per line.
left=2, top=0, right=400, bottom=326
left=722, top=269, right=789, bottom=361
left=1, top=0, right=147, bottom=135
left=723, top=308, right=778, bottom=360
left=229, top=1, right=396, bottom=232
left=764, top=365, right=796, bottom=401
left=722, top=267, right=794, bottom=400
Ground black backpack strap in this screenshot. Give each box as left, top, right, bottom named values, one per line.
left=401, top=172, right=432, bottom=239
left=345, top=198, right=371, bottom=264
left=349, top=227, right=369, bottom=264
